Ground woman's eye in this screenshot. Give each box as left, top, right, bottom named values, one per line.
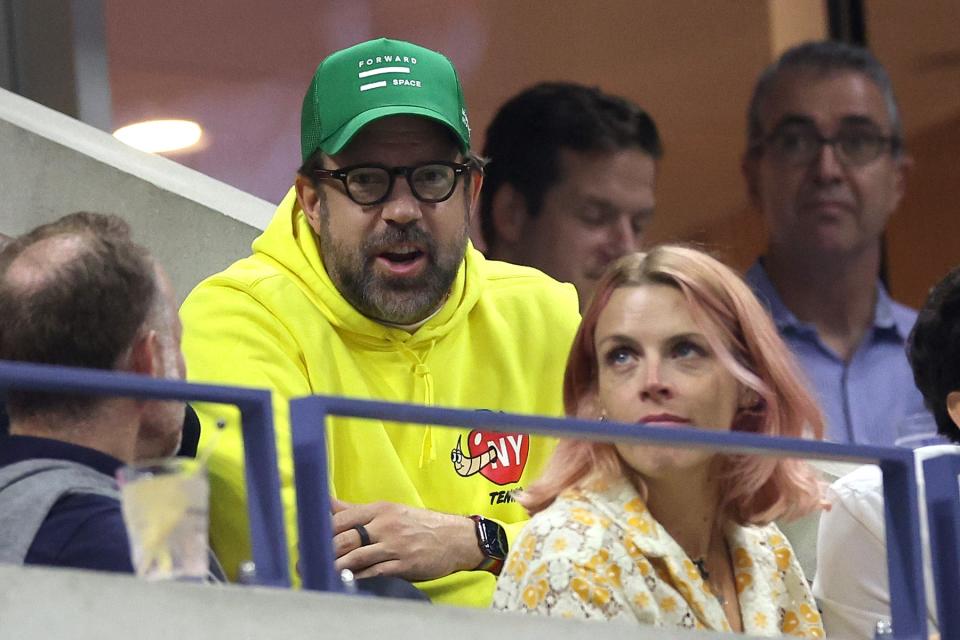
left=672, top=340, right=706, bottom=359
left=605, top=347, right=634, bottom=366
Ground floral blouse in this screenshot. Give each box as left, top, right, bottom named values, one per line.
left=492, top=479, right=824, bottom=637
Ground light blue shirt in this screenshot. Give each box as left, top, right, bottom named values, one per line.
left=745, top=261, right=929, bottom=446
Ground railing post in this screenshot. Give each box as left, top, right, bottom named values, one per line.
left=880, top=456, right=928, bottom=640
left=290, top=396, right=340, bottom=592
left=923, top=454, right=960, bottom=640
left=238, top=395, right=289, bottom=587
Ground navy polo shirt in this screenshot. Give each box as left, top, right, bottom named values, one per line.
left=0, top=435, right=134, bottom=573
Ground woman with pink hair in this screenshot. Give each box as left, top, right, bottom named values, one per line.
left=493, top=246, right=825, bottom=636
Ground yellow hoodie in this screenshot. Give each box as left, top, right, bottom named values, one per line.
left=180, top=188, right=580, bottom=607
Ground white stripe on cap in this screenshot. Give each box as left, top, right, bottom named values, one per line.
left=358, top=66, right=411, bottom=79
left=360, top=81, right=387, bottom=92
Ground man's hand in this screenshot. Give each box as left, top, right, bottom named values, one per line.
left=331, top=498, right=485, bottom=581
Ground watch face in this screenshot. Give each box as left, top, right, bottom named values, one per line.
left=479, top=518, right=508, bottom=559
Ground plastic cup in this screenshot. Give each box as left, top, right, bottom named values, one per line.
left=116, top=458, right=209, bottom=581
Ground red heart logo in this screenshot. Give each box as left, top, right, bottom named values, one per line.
left=466, top=430, right=529, bottom=486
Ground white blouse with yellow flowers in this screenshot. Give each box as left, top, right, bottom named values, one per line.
left=492, top=479, right=824, bottom=637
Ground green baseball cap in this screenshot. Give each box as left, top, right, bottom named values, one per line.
left=300, top=38, right=471, bottom=161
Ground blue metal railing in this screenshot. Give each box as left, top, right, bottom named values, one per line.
left=0, top=360, right=290, bottom=587
left=923, top=451, right=960, bottom=639
left=0, top=358, right=944, bottom=639
left=290, top=394, right=930, bottom=640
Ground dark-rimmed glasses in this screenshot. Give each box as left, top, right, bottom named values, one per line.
left=314, top=161, right=473, bottom=206
left=756, top=122, right=899, bottom=167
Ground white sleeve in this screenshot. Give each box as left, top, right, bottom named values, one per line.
left=813, top=466, right=889, bottom=640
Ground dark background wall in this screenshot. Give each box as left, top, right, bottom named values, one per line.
left=2, top=0, right=957, bottom=307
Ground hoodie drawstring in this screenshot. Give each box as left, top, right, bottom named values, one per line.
left=390, top=338, right=438, bottom=468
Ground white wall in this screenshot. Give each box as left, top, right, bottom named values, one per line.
left=0, top=564, right=744, bottom=640
left=0, top=87, right=274, bottom=301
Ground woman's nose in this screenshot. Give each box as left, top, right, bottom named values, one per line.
left=639, top=361, right=672, bottom=400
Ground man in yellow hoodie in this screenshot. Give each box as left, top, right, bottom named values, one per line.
left=180, top=38, right=581, bottom=607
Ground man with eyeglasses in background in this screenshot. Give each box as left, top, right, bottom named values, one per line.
left=741, top=40, right=926, bottom=446
left=180, top=38, right=579, bottom=605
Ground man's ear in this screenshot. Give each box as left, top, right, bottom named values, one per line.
left=295, top=174, right=323, bottom=234
left=128, top=330, right=163, bottom=379
left=892, top=153, right=914, bottom=210
left=466, top=168, right=484, bottom=221
left=490, top=183, right=529, bottom=248
left=946, top=390, right=960, bottom=429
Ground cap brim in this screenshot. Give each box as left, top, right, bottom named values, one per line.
left=319, top=105, right=468, bottom=155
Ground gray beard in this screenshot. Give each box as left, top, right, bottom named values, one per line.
left=319, top=217, right=467, bottom=326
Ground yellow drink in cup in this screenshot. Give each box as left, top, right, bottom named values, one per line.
left=117, top=458, right=209, bottom=581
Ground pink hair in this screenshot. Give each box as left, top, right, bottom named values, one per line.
left=522, top=246, right=824, bottom=525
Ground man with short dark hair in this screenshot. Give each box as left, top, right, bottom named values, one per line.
left=907, top=266, right=960, bottom=443
left=0, top=212, right=186, bottom=571
left=741, top=40, right=926, bottom=445
left=812, top=265, right=960, bottom=637
left=181, top=39, right=580, bottom=606
left=480, top=82, right=662, bottom=309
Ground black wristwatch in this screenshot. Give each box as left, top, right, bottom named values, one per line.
left=470, top=515, right=508, bottom=575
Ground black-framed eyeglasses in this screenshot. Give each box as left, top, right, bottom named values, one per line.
left=756, top=122, right=900, bottom=167
left=313, top=161, right=473, bottom=206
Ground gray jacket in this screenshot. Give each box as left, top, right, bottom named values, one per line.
left=0, top=459, right=118, bottom=564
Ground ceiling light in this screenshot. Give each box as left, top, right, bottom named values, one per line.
left=113, top=119, right=203, bottom=153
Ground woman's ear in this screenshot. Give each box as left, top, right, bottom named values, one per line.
left=733, top=386, right=765, bottom=433
left=738, top=386, right=761, bottom=411
left=576, top=390, right=604, bottom=421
